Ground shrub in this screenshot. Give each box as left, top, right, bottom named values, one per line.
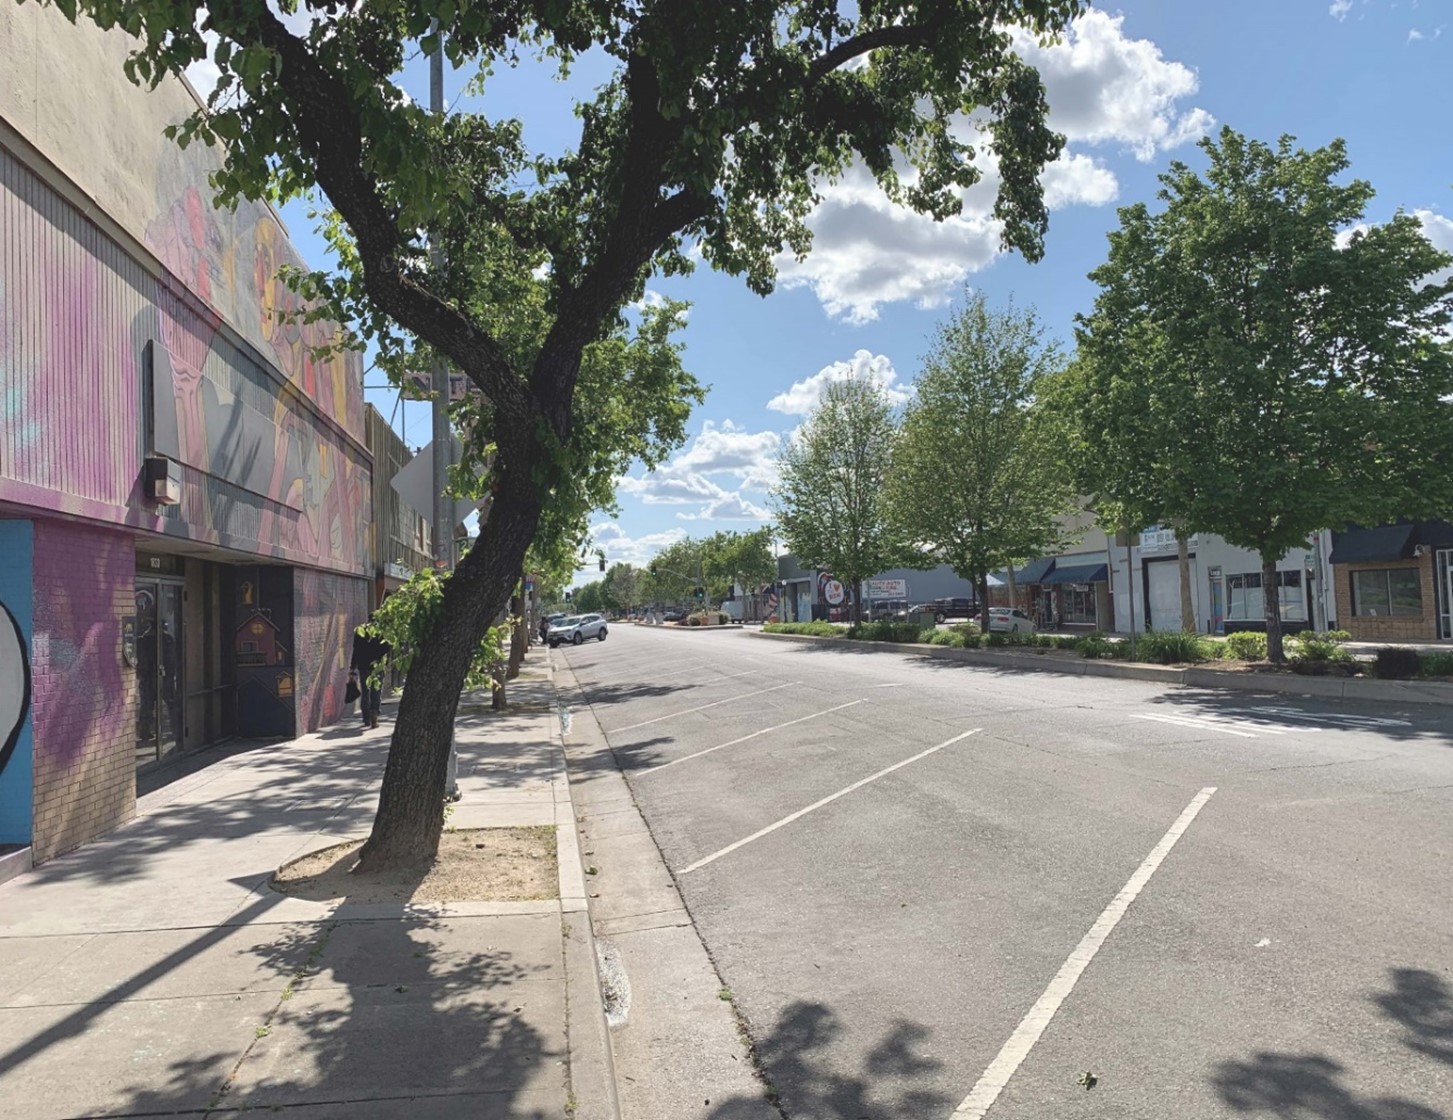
left=1223, top=631, right=1268, bottom=661
left=1421, top=651, right=1453, bottom=679
left=1373, top=647, right=1422, bottom=680
left=1136, top=630, right=1214, bottom=665
left=1078, top=631, right=1119, bottom=660
left=960, top=632, right=983, bottom=649
left=1049, top=635, right=1080, bottom=652
left=762, top=621, right=843, bottom=637
left=923, top=629, right=962, bottom=647
left=1289, top=629, right=1352, bottom=663
left=846, top=621, right=925, bottom=643
left=985, top=632, right=1007, bottom=648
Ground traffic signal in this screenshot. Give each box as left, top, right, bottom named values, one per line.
left=564, top=590, right=573, bottom=602
left=649, top=562, right=658, bottom=577
left=694, top=586, right=705, bottom=601
left=599, top=554, right=606, bottom=572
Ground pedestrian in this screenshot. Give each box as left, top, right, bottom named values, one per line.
left=350, top=617, right=390, bottom=730
left=538, top=614, right=550, bottom=644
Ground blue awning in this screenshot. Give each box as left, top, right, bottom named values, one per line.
left=1043, top=563, right=1108, bottom=585
left=1015, top=557, right=1056, bottom=584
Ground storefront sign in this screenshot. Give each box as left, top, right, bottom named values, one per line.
left=384, top=562, right=413, bottom=582
left=817, top=571, right=846, bottom=606
left=121, top=617, right=137, bottom=668
left=1139, top=525, right=1198, bottom=555
left=865, top=578, right=908, bottom=599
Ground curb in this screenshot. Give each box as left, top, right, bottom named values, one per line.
left=543, top=657, right=622, bottom=1120
left=630, top=622, right=746, bottom=631
left=749, top=630, right=1453, bottom=706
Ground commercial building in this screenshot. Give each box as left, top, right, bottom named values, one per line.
left=0, top=5, right=372, bottom=866
left=1329, top=521, right=1453, bottom=643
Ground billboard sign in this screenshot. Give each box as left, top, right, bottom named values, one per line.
left=865, top=578, right=908, bottom=599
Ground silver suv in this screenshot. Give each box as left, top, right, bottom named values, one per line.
left=548, top=613, right=608, bottom=647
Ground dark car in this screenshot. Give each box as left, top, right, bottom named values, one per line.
left=662, top=608, right=685, bottom=622
left=869, top=598, right=908, bottom=622
left=932, top=597, right=978, bottom=623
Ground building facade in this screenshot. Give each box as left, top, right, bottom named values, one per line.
left=0, top=5, right=372, bottom=864
left=366, top=404, right=432, bottom=604
left=1329, top=521, right=1453, bottom=643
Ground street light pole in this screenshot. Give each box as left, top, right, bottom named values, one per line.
left=428, top=25, right=460, bottom=801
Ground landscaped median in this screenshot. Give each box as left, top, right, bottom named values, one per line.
left=754, top=622, right=1453, bottom=706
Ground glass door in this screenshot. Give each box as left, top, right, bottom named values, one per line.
left=1438, top=550, right=1452, bottom=641
left=135, top=579, right=184, bottom=768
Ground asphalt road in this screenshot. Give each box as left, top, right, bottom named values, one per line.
left=561, top=625, right=1453, bottom=1120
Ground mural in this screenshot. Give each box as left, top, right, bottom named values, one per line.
left=293, top=568, right=368, bottom=734
left=0, top=605, right=30, bottom=794
left=0, top=521, right=35, bottom=846
left=234, top=566, right=297, bottom=738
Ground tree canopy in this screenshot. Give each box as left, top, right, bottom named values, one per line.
left=52, top=0, right=1089, bottom=868
left=1071, top=127, right=1453, bottom=659
left=701, top=528, right=777, bottom=604
left=773, top=376, right=902, bottom=623
left=886, top=291, right=1074, bottom=630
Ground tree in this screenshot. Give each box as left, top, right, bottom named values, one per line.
left=701, top=529, right=776, bottom=605
left=773, top=377, right=901, bottom=624
left=63, top=0, right=1086, bottom=868
left=885, top=292, right=1075, bottom=632
left=602, top=563, right=642, bottom=613
left=648, top=538, right=705, bottom=605
left=1076, top=127, right=1453, bottom=661
left=572, top=580, right=609, bottom=615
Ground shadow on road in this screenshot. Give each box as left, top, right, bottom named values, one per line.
left=705, top=1001, right=953, bottom=1119
left=1212, top=968, right=1452, bottom=1119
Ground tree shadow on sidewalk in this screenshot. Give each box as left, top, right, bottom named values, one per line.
left=1375, top=968, right=1453, bottom=1070
left=706, top=1000, right=953, bottom=1119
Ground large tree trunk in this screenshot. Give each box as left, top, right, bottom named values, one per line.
left=1262, top=551, right=1285, bottom=664
left=1177, top=528, right=1195, bottom=632
left=356, top=484, right=542, bottom=872
left=506, top=581, right=525, bottom=680
left=1006, top=564, right=1018, bottom=613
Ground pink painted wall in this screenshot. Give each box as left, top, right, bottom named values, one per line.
left=293, top=568, right=369, bottom=734
left=28, top=519, right=136, bottom=861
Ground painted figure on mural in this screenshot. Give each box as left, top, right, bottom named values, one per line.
left=146, top=185, right=229, bottom=472
left=0, top=603, right=30, bottom=783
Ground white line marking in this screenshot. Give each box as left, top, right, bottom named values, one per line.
left=951, top=786, right=1217, bottom=1120
left=679, top=729, right=980, bottom=875
left=606, top=682, right=799, bottom=734
left=1133, top=713, right=1258, bottom=738
left=637, top=700, right=867, bottom=777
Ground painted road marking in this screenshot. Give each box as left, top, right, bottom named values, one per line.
left=1133, top=713, right=1262, bottom=738
left=951, top=787, right=1218, bottom=1120
left=606, top=682, right=799, bottom=734
left=636, top=700, right=867, bottom=777
left=1231, top=705, right=1411, bottom=729
left=679, top=729, right=981, bottom=875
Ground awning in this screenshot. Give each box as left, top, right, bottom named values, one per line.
left=1328, top=524, right=1416, bottom=565
left=1043, top=563, right=1108, bottom=585
left=1016, top=557, right=1056, bottom=584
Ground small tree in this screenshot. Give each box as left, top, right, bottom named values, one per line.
left=886, top=292, right=1075, bottom=632
left=1079, top=127, right=1453, bottom=660
left=602, top=563, right=642, bottom=614
left=773, top=377, right=901, bottom=624
left=701, top=528, right=776, bottom=606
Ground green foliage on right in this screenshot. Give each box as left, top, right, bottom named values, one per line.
left=1223, top=632, right=1269, bottom=661
left=362, top=569, right=510, bottom=693
left=845, top=622, right=924, bottom=644
left=1288, top=630, right=1354, bottom=663
left=762, top=621, right=844, bottom=638
left=1420, top=652, right=1453, bottom=679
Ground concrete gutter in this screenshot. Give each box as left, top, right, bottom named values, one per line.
left=629, top=622, right=745, bottom=631
left=750, top=630, right=1453, bottom=706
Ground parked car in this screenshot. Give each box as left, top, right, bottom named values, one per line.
left=901, top=603, right=939, bottom=621
left=988, top=607, right=1036, bottom=634
left=932, top=597, right=977, bottom=623
left=662, top=608, right=685, bottom=622
left=869, top=599, right=908, bottom=622
left=548, top=613, right=609, bottom=646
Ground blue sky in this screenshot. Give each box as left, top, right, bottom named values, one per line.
left=251, top=1, right=1453, bottom=583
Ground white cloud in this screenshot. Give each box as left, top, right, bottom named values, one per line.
left=778, top=10, right=1207, bottom=322
left=1011, top=10, right=1213, bottom=162
left=766, top=350, right=911, bottom=415
left=675, top=494, right=772, bottom=521
left=631, top=288, right=689, bottom=322
left=1330, top=0, right=1353, bottom=21
left=1409, top=27, right=1426, bottom=41
left=616, top=420, right=781, bottom=520
left=1414, top=208, right=1453, bottom=286
left=586, top=521, right=688, bottom=571
left=184, top=27, right=222, bottom=99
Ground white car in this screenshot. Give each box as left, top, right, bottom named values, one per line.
left=988, top=607, right=1036, bottom=634
left=549, top=613, right=608, bottom=647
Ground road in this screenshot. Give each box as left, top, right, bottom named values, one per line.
left=560, top=625, right=1453, bottom=1120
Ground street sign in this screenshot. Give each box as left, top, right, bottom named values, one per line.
left=390, top=436, right=478, bottom=525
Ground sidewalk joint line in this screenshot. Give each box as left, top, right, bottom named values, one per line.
left=679, top=729, right=981, bottom=875
left=950, top=786, right=1218, bottom=1120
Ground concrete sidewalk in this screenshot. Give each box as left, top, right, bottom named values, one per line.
left=0, top=651, right=615, bottom=1120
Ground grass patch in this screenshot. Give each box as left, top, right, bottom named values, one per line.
left=762, top=621, right=844, bottom=637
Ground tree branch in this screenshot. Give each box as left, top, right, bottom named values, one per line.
left=807, top=24, right=938, bottom=86
left=211, top=2, right=529, bottom=418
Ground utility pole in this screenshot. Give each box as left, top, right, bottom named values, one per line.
left=429, top=24, right=460, bottom=801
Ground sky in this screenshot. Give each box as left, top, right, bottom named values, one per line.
left=233, top=1, right=1453, bottom=586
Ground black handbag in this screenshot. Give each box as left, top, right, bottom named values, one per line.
left=345, top=674, right=361, bottom=704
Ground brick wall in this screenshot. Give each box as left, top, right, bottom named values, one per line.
left=293, top=568, right=369, bottom=734
left=29, top=519, right=135, bottom=862
left=1332, top=557, right=1438, bottom=643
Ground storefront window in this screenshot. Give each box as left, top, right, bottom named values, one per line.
left=1063, top=585, right=1096, bottom=624
left=1227, top=570, right=1305, bottom=621
left=1353, top=568, right=1422, bottom=616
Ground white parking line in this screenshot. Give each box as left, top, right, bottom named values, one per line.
left=636, top=700, right=867, bottom=777
left=951, top=786, right=1217, bottom=1119
left=605, top=682, right=800, bottom=734
left=679, top=729, right=981, bottom=875
left=1133, top=713, right=1261, bottom=738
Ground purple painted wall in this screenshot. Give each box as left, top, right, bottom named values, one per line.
left=28, top=520, right=136, bottom=861
left=294, top=568, right=370, bottom=734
